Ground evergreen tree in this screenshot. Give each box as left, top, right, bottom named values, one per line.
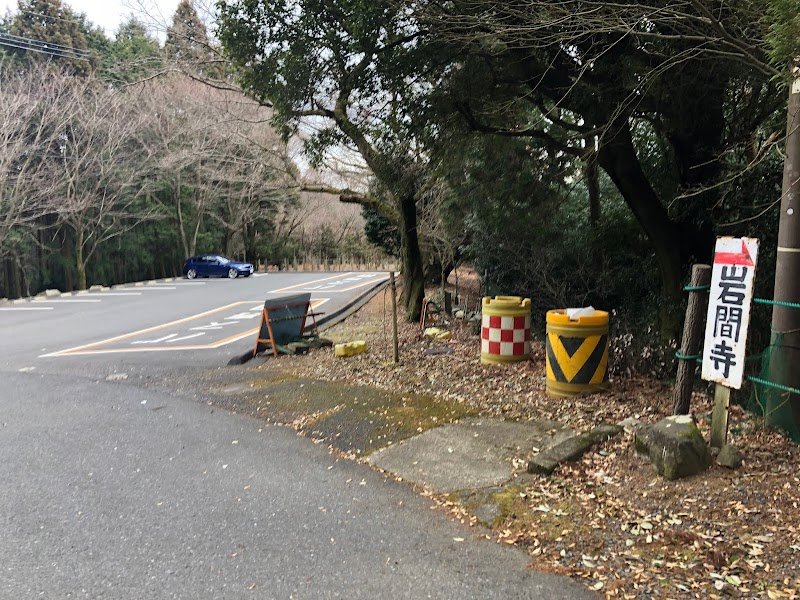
left=217, top=0, right=430, bottom=320
left=6, top=0, right=97, bottom=75
left=164, top=0, right=221, bottom=78
left=102, top=17, right=162, bottom=84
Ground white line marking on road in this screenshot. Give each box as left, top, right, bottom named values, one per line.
left=0, top=307, right=54, bottom=311
left=32, top=299, right=102, bottom=303
left=41, top=301, right=262, bottom=357
left=269, top=277, right=388, bottom=293
left=166, top=332, right=205, bottom=343
left=83, top=292, right=142, bottom=296
left=190, top=321, right=238, bottom=331
left=131, top=333, right=179, bottom=345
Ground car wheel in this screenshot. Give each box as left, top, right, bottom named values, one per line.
left=227, top=268, right=239, bottom=279
left=186, top=269, right=197, bottom=279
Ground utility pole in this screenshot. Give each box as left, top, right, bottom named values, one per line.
left=770, top=60, right=800, bottom=430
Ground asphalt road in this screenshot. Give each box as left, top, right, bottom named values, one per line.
left=0, top=273, right=594, bottom=599
left=1, top=272, right=388, bottom=371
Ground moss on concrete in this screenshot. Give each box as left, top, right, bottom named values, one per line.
left=229, top=376, right=474, bottom=456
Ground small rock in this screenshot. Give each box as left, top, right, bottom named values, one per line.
left=716, top=444, right=742, bottom=469
left=469, top=314, right=482, bottom=336
left=617, top=417, right=641, bottom=432
left=473, top=503, right=501, bottom=526
left=422, top=346, right=454, bottom=357
left=454, top=309, right=466, bottom=320
left=286, top=342, right=310, bottom=355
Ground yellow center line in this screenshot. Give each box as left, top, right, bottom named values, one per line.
left=41, top=301, right=260, bottom=357
left=42, top=298, right=330, bottom=357
left=50, top=328, right=261, bottom=356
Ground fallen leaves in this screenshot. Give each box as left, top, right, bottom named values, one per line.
left=274, top=279, right=800, bottom=599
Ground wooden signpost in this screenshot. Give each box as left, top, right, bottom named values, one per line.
left=701, top=237, right=759, bottom=448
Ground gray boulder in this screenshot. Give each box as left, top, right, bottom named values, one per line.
left=634, top=415, right=710, bottom=480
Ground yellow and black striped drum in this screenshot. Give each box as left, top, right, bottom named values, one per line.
left=546, top=309, right=609, bottom=397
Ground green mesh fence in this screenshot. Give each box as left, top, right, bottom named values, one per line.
left=747, top=332, right=800, bottom=441
left=681, top=284, right=800, bottom=441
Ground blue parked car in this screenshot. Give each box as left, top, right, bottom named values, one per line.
left=183, top=255, right=255, bottom=279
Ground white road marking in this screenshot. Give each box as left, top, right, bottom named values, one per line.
left=268, top=272, right=389, bottom=294
left=40, top=301, right=263, bottom=357
left=0, top=307, right=54, bottom=311
left=131, top=333, right=178, bottom=345
left=190, top=321, right=238, bottom=331
left=40, top=298, right=331, bottom=356
left=166, top=332, right=205, bottom=343
left=32, top=299, right=102, bottom=303
left=225, top=312, right=261, bottom=320
left=83, top=292, right=142, bottom=296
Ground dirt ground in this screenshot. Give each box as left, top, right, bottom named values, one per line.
left=267, top=270, right=800, bottom=599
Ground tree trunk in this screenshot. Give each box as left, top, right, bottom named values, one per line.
left=11, top=258, right=21, bottom=299
left=596, top=117, right=684, bottom=339
left=75, top=226, right=87, bottom=291
left=585, top=153, right=603, bottom=273
left=175, top=180, right=189, bottom=258
left=3, top=257, right=19, bottom=299
left=398, top=193, right=425, bottom=321
left=60, top=229, right=74, bottom=292
left=586, top=153, right=601, bottom=228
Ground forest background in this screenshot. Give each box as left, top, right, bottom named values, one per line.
left=1, top=0, right=799, bottom=380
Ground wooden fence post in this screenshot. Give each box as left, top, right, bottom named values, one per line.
left=390, top=271, right=399, bottom=363
left=673, top=264, right=712, bottom=415
left=711, top=384, right=732, bottom=448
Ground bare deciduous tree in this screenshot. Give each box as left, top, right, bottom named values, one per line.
left=133, top=75, right=296, bottom=260
left=53, top=75, right=157, bottom=290
left=0, top=64, right=67, bottom=261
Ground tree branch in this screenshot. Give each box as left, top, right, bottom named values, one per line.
left=299, top=184, right=399, bottom=221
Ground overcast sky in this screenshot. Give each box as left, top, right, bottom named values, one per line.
left=0, top=0, right=182, bottom=38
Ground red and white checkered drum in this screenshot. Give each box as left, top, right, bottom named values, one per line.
left=480, top=296, right=532, bottom=364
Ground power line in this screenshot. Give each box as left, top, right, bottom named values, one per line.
left=0, top=31, right=92, bottom=57
left=13, top=8, right=87, bottom=27
left=0, top=31, right=92, bottom=62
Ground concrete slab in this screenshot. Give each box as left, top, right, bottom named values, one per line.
left=367, top=417, right=573, bottom=493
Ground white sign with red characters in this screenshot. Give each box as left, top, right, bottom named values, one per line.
left=701, top=237, right=759, bottom=389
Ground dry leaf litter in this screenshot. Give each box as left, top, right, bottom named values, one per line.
left=267, top=273, right=800, bottom=599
